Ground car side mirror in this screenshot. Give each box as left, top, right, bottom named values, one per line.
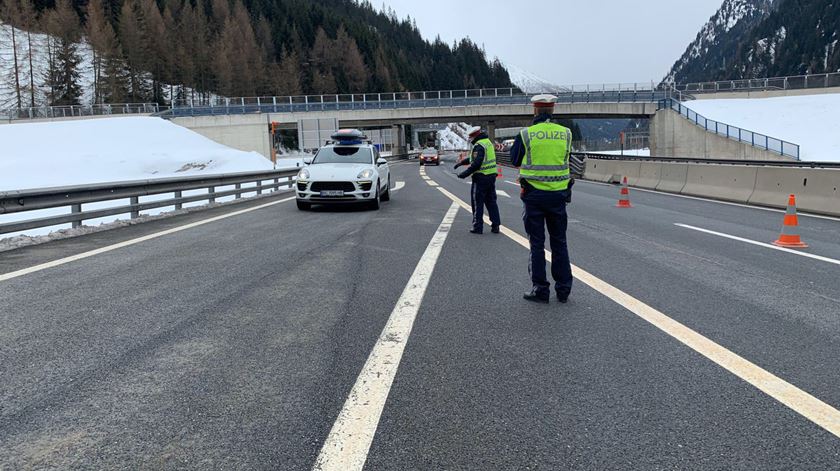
left=303, top=157, right=313, bottom=165
left=376, top=158, right=387, bottom=166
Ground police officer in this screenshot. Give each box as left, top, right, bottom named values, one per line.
left=454, top=126, right=501, bottom=234
left=509, top=95, right=573, bottom=304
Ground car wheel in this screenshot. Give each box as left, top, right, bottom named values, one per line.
left=297, top=200, right=311, bottom=211
left=381, top=176, right=391, bottom=202
left=369, top=182, right=381, bottom=210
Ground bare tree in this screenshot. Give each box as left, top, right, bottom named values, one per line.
left=1, top=0, right=23, bottom=108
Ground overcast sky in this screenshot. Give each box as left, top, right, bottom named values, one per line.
left=380, top=0, right=723, bottom=85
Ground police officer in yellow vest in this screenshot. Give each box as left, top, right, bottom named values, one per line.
left=454, top=126, right=501, bottom=234
left=509, top=94, right=573, bottom=303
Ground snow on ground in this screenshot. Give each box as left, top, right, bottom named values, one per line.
left=0, top=116, right=278, bottom=190
left=0, top=116, right=292, bottom=240
left=438, top=124, right=469, bottom=150
left=688, top=94, right=840, bottom=162
left=598, top=148, right=651, bottom=157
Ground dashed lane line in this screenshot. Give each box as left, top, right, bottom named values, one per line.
left=0, top=196, right=296, bottom=282
left=313, top=202, right=460, bottom=471
left=675, top=223, right=840, bottom=266
left=433, top=184, right=840, bottom=440
left=496, top=189, right=510, bottom=198
left=392, top=181, right=406, bottom=192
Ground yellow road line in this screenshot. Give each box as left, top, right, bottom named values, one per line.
left=435, top=185, right=840, bottom=438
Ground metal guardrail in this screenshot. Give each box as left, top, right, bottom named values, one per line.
left=3, top=103, right=163, bottom=121
left=0, top=169, right=297, bottom=235
left=160, top=88, right=671, bottom=118
left=658, top=98, right=800, bottom=160
left=576, top=152, right=840, bottom=169
left=674, top=72, right=840, bottom=94
left=0, top=153, right=414, bottom=236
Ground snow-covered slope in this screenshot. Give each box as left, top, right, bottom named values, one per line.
left=688, top=94, right=840, bottom=162
left=504, top=62, right=565, bottom=93
left=0, top=116, right=275, bottom=190
left=0, top=21, right=95, bottom=108
left=438, top=124, right=470, bottom=150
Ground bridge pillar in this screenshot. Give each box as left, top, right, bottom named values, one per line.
left=391, top=124, right=407, bottom=155
left=486, top=121, right=496, bottom=142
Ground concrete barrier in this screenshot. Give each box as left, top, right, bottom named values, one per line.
left=749, top=167, right=840, bottom=216
left=655, top=163, right=688, bottom=193
left=583, top=159, right=640, bottom=184
left=635, top=162, right=662, bottom=189
left=681, top=164, right=758, bottom=203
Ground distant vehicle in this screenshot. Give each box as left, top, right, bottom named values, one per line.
left=295, top=129, right=391, bottom=210
left=419, top=147, right=440, bottom=166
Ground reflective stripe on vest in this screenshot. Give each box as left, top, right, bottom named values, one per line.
left=470, top=138, right=497, bottom=175
left=519, top=122, right=571, bottom=191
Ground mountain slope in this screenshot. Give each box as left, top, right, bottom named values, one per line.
left=504, top=63, right=565, bottom=93
left=664, top=0, right=775, bottom=83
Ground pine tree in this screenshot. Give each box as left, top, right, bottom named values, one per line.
left=119, top=0, right=150, bottom=101
left=309, top=27, right=336, bottom=94
left=276, top=47, right=302, bottom=95
left=17, top=0, right=37, bottom=107
left=42, top=0, right=82, bottom=105
left=335, top=25, right=367, bottom=93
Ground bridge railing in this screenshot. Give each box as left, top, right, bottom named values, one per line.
left=658, top=98, right=800, bottom=160
left=2, top=103, right=164, bottom=121
left=161, top=87, right=671, bottom=118
left=673, top=72, right=840, bottom=94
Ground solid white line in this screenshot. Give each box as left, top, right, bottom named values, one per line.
left=578, top=180, right=840, bottom=223
left=314, top=202, right=459, bottom=471
left=675, top=223, right=840, bottom=266
left=496, top=189, right=510, bottom=198
left=433, top=185, right=840, bottom=439
left=0, top=196, right=296, bottom=282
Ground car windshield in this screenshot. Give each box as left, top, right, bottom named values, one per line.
left=313, top=146, right=373, bottom=164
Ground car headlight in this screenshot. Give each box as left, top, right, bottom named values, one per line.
left=298, top=168, right=310, bottom=180
left=357, top=168, right=374, bottom=180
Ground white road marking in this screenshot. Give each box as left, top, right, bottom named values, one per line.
left=0, top=196, right=296, bottom=282
left=392, top=181, right=406, bottom=192
left=578, top=180, right=840, bottom=223
left=505, top=180, right=519, bottom=186
left=675, top=223, right=840, bottom=266
left=496, top=189, right=510, bottom=198
left=433, top=185, right=840, bottom=440
left=314, top=202, right=459, bottom=471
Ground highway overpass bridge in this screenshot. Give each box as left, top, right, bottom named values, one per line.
left=159, top=86, right=797, bottom=162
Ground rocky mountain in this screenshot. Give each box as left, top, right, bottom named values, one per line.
left=666, top=0, right=840, bottom=84
left=664, top=0, right=775, bottom=83
left=503, top=62, right=565, bottom=93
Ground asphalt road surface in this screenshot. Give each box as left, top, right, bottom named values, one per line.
left=2, top=153, right=840, bottom=469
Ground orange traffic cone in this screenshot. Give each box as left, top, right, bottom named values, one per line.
left=496, top=166, right=503, bottom=179
left=616, top=176, right=633, bottom=208
left=773, top=194, right=808, bottom=248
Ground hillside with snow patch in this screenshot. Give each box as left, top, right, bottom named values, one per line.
left=504, top=62, right=565, bottom=93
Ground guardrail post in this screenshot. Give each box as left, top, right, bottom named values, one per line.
left=257, top=180, right=263, bottom=195
left=209, top=186, right=215, bottom=204
left=235, top=183, right=241, bottom=199
left=71, top=204, right=82, bottom=228
left=175, top=191, right=182, bottom=209
left=288, top=175, right=294, bottom=188
left=130, top=196, right=139, bottom=219
left=274, top=177, right=279, bottom=191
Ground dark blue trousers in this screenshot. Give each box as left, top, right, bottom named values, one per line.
left=470, top=174, right=501, bottom=232
left=522, top=190, right=573, bottom=297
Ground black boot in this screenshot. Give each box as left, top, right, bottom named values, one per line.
left=491, top=225, right=500, bottom=234
left=523, top=288, right=550, bottom=304
left=469, top=228, right=483, bottom=234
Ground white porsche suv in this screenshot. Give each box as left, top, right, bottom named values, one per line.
left=295, top=129, right=391, bottom=210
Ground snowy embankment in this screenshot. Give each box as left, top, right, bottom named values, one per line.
left=0, top=116, right=294, bottom=242
left=687, top=94, right=840, bottom=162
left=438, top=123, right=470, bottom=150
